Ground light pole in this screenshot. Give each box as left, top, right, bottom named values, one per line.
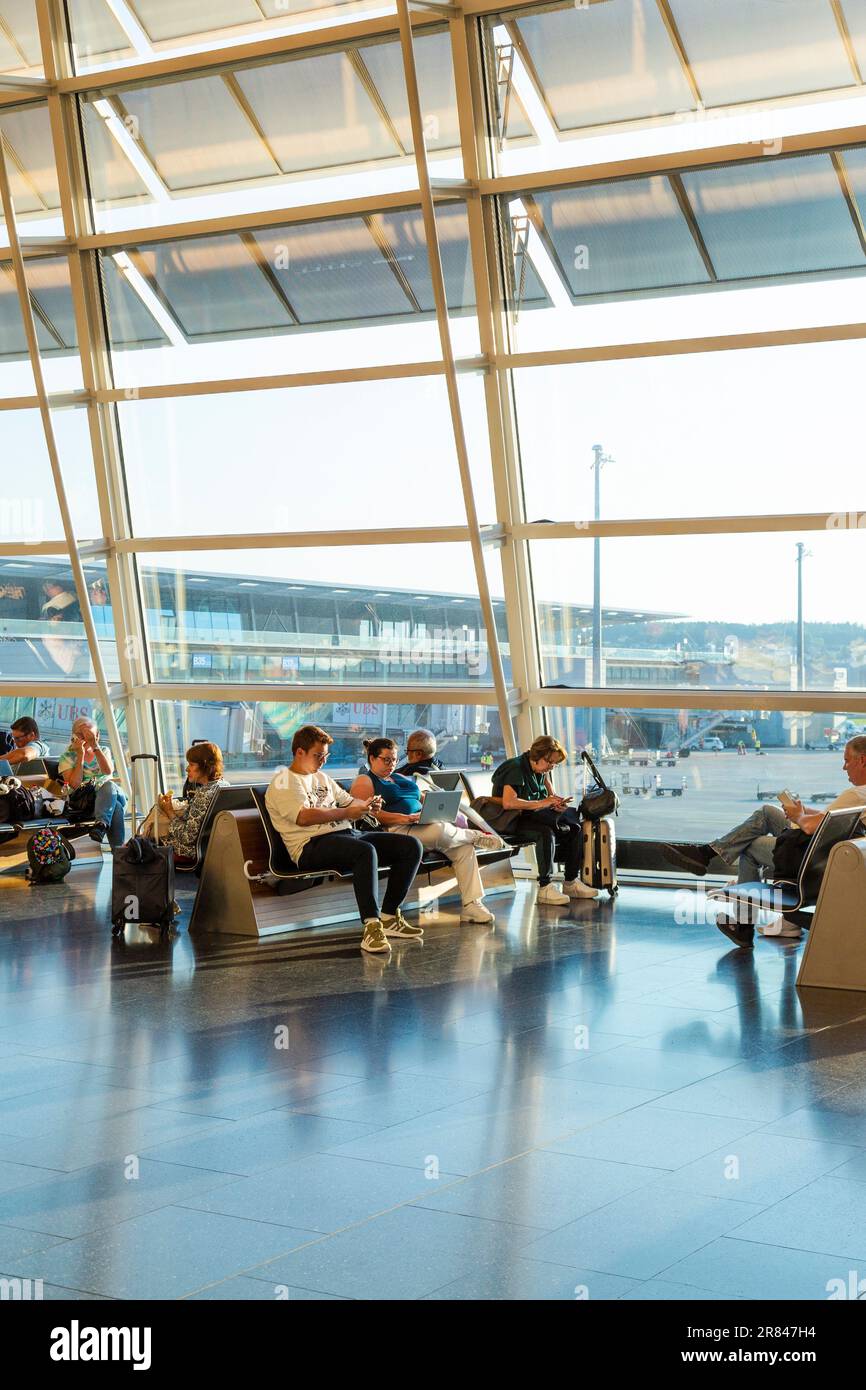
left=795, top=542, right=811, bottom=748
left=590, top=445, right=612, bottom=754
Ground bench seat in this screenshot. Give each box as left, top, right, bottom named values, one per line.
left=189, top=806, right=517, bottom=939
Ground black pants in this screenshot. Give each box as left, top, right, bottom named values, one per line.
left=297, top=829, right=424, bottom=921
left=513, top=812, right=582, bottom=886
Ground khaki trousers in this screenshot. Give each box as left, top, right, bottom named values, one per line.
left=389, top=821, right=484, bottom=904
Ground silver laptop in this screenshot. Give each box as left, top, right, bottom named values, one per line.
left=418, top=789, right=463, bottom=825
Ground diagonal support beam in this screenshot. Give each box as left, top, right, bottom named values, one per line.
left=395, top=0, right=515, bottom=756
left=0, top=130, right=130, bottom=796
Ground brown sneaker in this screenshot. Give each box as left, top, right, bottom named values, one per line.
left=360, top=919, right=391, bottom=954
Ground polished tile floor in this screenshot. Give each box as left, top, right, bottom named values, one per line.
left=0, top=864, right=865, bottom=1301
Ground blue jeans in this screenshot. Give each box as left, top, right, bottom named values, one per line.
left=94, top=782, right=127, bottom=848
left=711, top=804, right=787, bottom=883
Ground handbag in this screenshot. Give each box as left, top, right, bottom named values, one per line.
left=66, top=783, right=97, bottom=822
left=578, top=750, right=619, bottom=820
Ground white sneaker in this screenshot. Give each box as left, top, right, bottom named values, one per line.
left=563, top=879, right=599, bottom=900
left=537, top=883, right=570, bottom=905
left=461, top=900, right=495, bottom=923
left=759, top=915, right=803, bottom=938
left=470, top=832, right=506, bottom=852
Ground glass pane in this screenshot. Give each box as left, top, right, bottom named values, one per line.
left=542, top=704, right=865, bottom=845
left=530, top=530, right=866, bottom=692
left=137, top=545, right=496, bottom=686
left=669, top=0, right=854, bottom=106
left=0, top=694, right=127, bottom=767
left=0, top=0, right=42, bottom=77
left=513, top=340, right=866, bottom=522
left=81, top=30, right=461, bottom=231
left=68, top=0, right=397, bottom=74
left=155, top=698, right=504, bottom=787
left=487, top=5, right=866, bottom=182
left=509, top=0, right=695, bottom=133
left=99, top=203, right=480, bottom=383
left=2, top=408, right=102, bottom=540
left=116, top=378, right=470, bottom=535
left=0, top=256, right=85, bottom=393
left=0, top=555, right=116, bottom=681
left=681, top=155, right=865, bottom=280
left=529, top=178, right=710, bottom=298
left=0, top=103, right=60, bottom=246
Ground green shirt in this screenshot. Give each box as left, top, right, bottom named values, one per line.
left=491, top=753, right=547, bottom=802
left=57, top=745, right=113, bottom=790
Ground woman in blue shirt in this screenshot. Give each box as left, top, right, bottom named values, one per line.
left=351, top=737, right=500, bottom=924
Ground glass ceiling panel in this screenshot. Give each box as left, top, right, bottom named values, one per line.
left=69, top=0, right=135, bottom=66
left=0, top=0, right=41, bottom=75
left=252, top=218, right=414, bottom=323
left=669, top=0, right=855, bottom=106
left=510, top=0, right=695, bottom=132
left=100, top=255, right=169, bottom=350
left=129, top=235, right=294, bottom=339
left=842, top=0, right=866, bottom=76
left=682, top=154, right=866, bottom=280
left=360, top=31, right=460, bottom=154
left=232, top=51, right=400, bottom=174
left=117, top=76, right=279, bottom=191
left=101, top=200, right=493, bottom=347
left=126, top=0, right=267, bottom=43
left=378, top=203, right=476, bottom=311
left=0, top=105, right=59, bottom=219
left=80, top=104, right=151, bottom=207
left=19, top=256, right=77, bottom=350
left=0, top=261, right=77, bottom=359
left=123, top=0, right=367, bottom=48
left=530, top=177, right=709, bottom=298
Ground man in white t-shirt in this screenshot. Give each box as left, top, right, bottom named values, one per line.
left=662, top=736, right=866, bottom=947
left=266, top=724, right=424, bottom=956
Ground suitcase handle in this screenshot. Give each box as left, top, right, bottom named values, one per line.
left=130, top=754, right=162, bottom=836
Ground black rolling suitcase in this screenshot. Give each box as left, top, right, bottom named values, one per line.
left=111, top=754, right=176, bottom=937
left=579, top=750, right=618, bottom=897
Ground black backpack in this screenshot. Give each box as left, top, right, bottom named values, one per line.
left=0, top=784, right=36, bottom=823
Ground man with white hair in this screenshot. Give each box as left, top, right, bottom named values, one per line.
left=663, top=736, right=866, bottom=947
left=395, top=729, right=444, bottom=777
left=57, top=717, right=126, bottom=847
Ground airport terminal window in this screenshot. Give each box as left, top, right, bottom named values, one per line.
left=154, top=697, right=504, bottom=787
left=1, top=410, right=103, bottom=543
left=0, top=556, right=117, bottom=683
left=544, top=703, right=865, bottom=844
left=498, top=151, right=866, bottom=356
left=79, top=28, right=463, bottom=231
left=531, top=529, right=866, bottom=693
left=68, top=2, right=398, bottom=78
left=485, top=0, right=864, bottom=182
left=137, top=546, right=494, bottom=687
left=97, top=201, right=482, bottom=384
left=113, top=370, right=483, bottom=541
left=511, top=345, right=866, bottom=526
